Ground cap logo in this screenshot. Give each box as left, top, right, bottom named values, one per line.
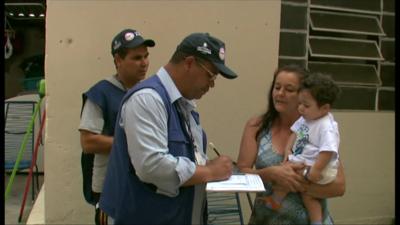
left=125, top=32, right=135, bottom=41
left=113, top=40, right=121, bottom=50
left=219, top=47, right=225, bottom=60
left=197, top=42, right=211, bottom=55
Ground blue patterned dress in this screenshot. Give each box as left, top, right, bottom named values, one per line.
left=248, top=130, right=333, bottom=225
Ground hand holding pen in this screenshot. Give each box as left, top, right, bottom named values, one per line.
left=209, top=142, right=237, bottom=165
left=209, top=142, right=242, bottom=175
left=206, top=143, right=233, bottom=180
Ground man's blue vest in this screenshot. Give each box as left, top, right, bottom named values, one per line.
left=99, top=75, right=207, bottom=225
left=83, top=80, right=126, bottom=136
left=80, top=80, right=126, bottom=205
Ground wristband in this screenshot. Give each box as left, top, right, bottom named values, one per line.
left=303, top=167, right=310, bottom=181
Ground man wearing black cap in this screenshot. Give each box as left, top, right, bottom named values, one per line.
left=78, top=28, right=155, bottom=225
left=99, top=32, right=237, bottom=224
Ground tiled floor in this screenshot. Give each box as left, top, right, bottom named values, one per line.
left=5, top=173, right=44, bottom=225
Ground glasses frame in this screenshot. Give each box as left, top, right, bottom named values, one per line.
left=195, top=59, right=218, bottom=81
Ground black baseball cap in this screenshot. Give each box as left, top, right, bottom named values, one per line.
left=111, top=29, right=155, bottom=55
left=176, top=33, right=238, bottom=79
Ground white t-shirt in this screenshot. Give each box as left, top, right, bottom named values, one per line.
left=78, top=75, right=125, bottom=193
left=288, top=112, right=340, bottom=168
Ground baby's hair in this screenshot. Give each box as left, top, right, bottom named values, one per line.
left=300, top=72, right=341, bottom=107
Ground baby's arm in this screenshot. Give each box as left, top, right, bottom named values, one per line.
left=283, top=132, right=296, bottom=162
left=307, top=151, right=334, bottom=183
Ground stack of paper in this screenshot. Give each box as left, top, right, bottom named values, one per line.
left=206, top=173, right=265, bottom=192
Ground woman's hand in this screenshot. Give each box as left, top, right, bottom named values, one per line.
left=261, top=162, right=307, bottom=193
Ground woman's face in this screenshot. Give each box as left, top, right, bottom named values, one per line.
left=272, top=71, right=301, bottom=114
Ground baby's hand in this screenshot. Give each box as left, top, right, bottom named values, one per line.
left=307, top=167, right=322, bottom=183
left=282, top=154, right=290, bottom=163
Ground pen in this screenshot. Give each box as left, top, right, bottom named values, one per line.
left=209, top=142, right=220, bottom=156
left=209, top=142, right=237, bottom=166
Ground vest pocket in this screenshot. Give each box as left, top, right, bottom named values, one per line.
left=168, top=131, right=193, bottom=159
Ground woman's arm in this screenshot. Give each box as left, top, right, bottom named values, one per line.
left=304, top=160, right=346, bottom=198
left=283, top=133, right=296, bottom=162
left=236, top=116, right=260, bottom=173
left=236, top=116, right=305, bottom=192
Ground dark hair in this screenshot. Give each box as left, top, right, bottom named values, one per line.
left=300, top=72, right=341, bottom=107
left=112, top=48, right=129, bottom=68
left=256, top=64, right=308, bottom=140
left=114, top=48, right=129, bottom=59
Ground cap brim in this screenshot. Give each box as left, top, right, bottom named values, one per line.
left=125, top=39, right=155, bottom=49
left=214, top=63, right=238, bottom=79
left=142, top=39, right=155, bottom=47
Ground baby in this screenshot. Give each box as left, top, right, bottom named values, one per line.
left=264, top=72, right=341, bottom=225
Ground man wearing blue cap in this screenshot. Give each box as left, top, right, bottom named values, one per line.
left=78, top=28, right=155, bottom=225
left=99, top=32, right=238, bottom=224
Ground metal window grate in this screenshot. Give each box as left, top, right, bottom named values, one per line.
left=379, top=64, right=395, bottom=87
left=378, top=90, right=395, bottom=111
left=310, top=10, right=385, bottom=36
left=310, top=0, right=381, bottom=14
left=308, top=62, right=380, bottom=86
left=280, top=32, right=307, bottom=57
left=279, top=0, right=395, bottom=111
left=308, top=36, right=384, bottom=60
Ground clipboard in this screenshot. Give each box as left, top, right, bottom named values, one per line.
left=206, top=173, right=265, bottom=192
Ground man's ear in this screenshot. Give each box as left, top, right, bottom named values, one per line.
left=183, top=55, right=196, bottom=70
left=114, top=54, right=122, bottom=66
left=184, top=55, right=195, bottom=65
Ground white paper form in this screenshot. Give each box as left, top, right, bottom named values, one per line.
left=206, top=173, right=266, bottom=192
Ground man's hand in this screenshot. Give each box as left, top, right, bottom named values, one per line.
left=206, top=155, right=233, bottom=181
left=183, top=155, right=233, bottom=186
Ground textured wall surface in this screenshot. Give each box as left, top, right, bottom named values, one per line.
left=44, top=1, right=394, bottom=224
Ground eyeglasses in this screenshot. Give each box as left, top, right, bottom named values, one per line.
left=196, top=60, right=218, bottom=81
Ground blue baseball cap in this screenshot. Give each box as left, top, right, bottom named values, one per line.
left=176, top=33, right=238, bottom=79
left=111, top=29, right=155, bottom=55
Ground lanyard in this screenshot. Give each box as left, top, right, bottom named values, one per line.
left=176, top=102, right=197, bottom=148
left=175, top=101, right=204, bottom=165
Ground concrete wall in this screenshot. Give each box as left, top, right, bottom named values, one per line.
left=328, top=112, right=395, bottom=224
left=44, top=0, right=394, bottom=224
